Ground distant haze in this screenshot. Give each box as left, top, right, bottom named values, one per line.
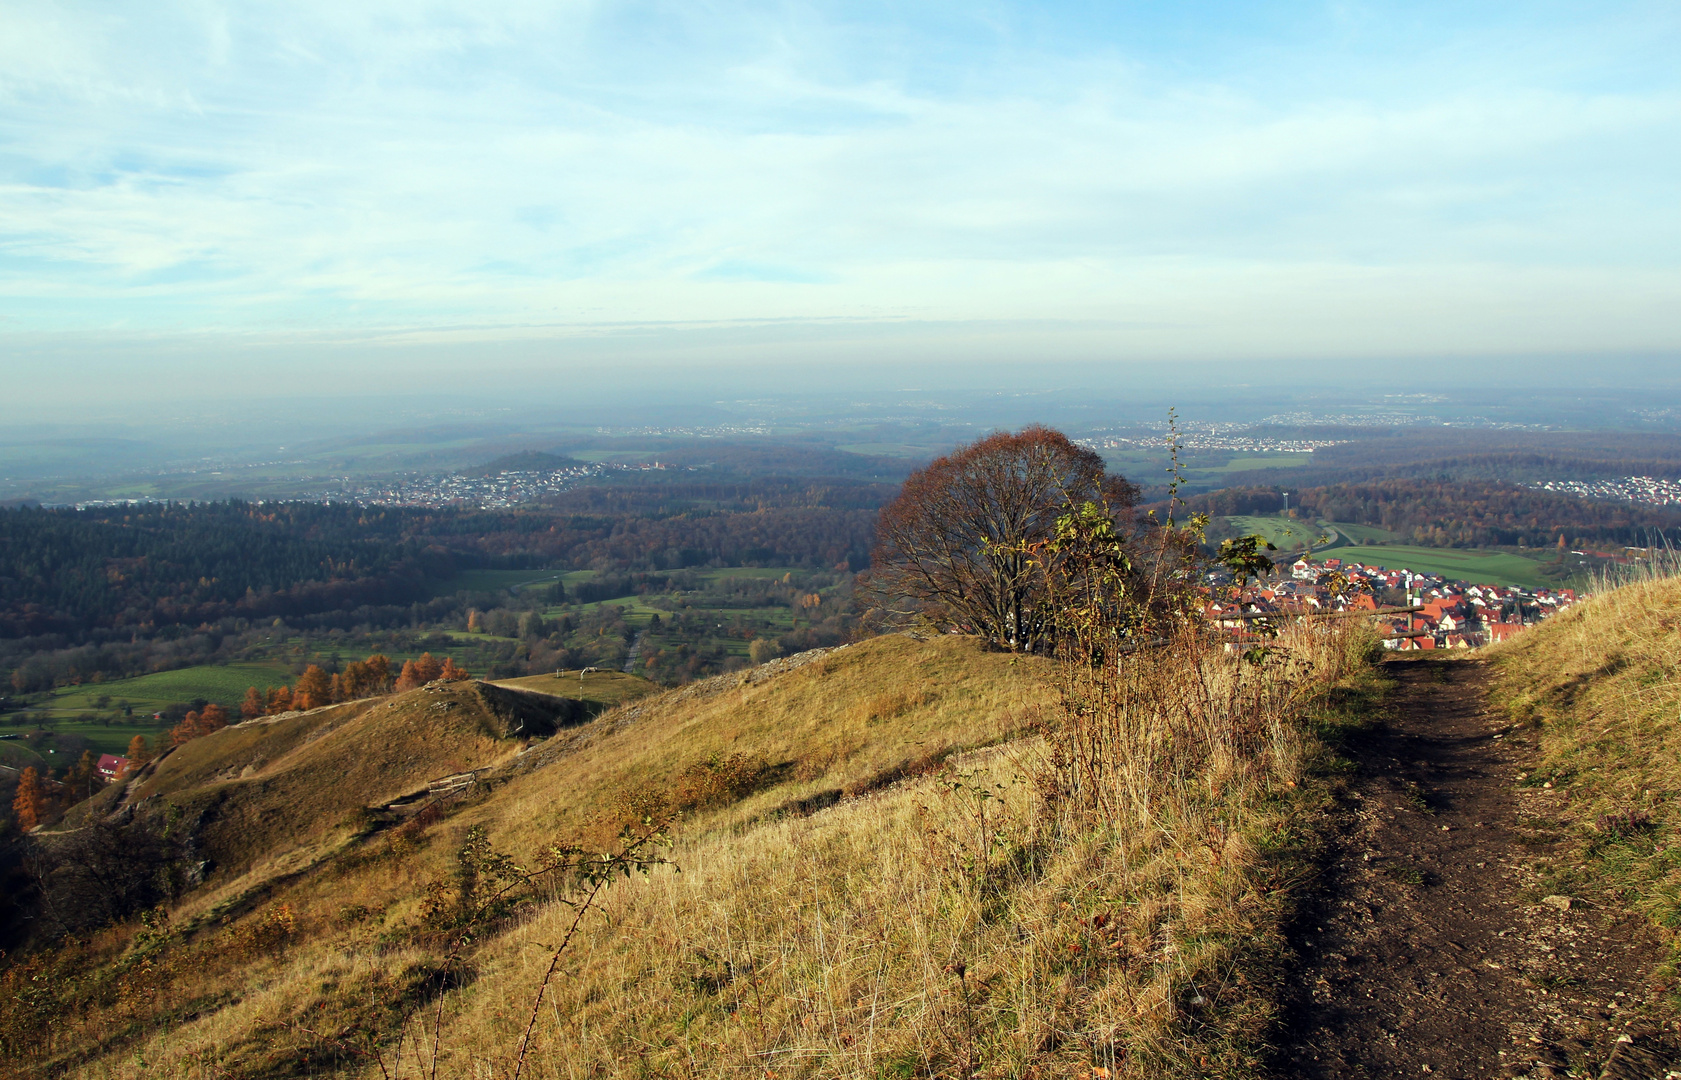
left=3, top=2, right=1679, bottom=413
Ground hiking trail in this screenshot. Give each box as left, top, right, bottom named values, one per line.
left=1276, top=655, right=1678, bottom=1079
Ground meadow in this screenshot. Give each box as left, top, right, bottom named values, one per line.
left=1218, top=512, right=1556, bottom=589
left=1313, top=543, right=1554, bottom=589
left=1224, top=513, right=1327, bottom=550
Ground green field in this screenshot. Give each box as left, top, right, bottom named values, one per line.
left=490, top=669, right=657, bottom=708
left=0, top=739, right=48, bottom=770
left=423, top=568, right=574, bottom=599
left=1312, top=544, right=1553, bottom=589
left=39, top=661, right=297, bottom=717
left=7, top=661, right=300, bottom=757
left=1225, top=515, right=1326, bottom=550
left=1326, top=521, right=1404, bottom=544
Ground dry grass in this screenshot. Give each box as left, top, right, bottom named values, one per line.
left=1488, top=566, right=1681, bottom=970
left=74, top=681, right=541, bottom=886
left=6, top=628, right=1379, bottom=1080
left=490, top=670, right=656, bottom=709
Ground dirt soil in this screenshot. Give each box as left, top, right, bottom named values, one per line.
left=1275, top=655, right=1680, bottom=1079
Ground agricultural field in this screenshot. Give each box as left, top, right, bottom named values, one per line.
left=1225, top=514, right=1327, bottom=550
left=0, top=716, right=157, bottom=759
left=2, top=661, right=298, bottom=756
left=1311, top=543, right=1555, bottom=589
left=1098, top=448, right=1315, bottom=492
left=1325, top=521, right=1405, bottom=544
left=37, top=662, right=298, bottom=716
left=422, top=567, right=575, bottom=599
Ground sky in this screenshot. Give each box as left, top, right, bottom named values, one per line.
left=3, top=1, right=1680, bottom=413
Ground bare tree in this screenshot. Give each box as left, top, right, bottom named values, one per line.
left=867, top=426, right=1136, bottom=651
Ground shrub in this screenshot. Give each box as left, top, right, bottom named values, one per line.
left=674, top=752, right=775, bottom=810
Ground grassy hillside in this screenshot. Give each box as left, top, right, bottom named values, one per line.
left=490, top=668, right=656, bottom=711
left=1489, top=570, right=1681, bottom=979
left=2, top=629, right=1380, bottom=1079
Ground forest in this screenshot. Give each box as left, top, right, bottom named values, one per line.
left=0, top=487, right=878, bottom=696
left=1217, top=427, right=1681, bottom=489
left=1182, top=478, right=1681, bottom=548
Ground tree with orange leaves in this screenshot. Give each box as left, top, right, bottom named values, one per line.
left=294, top=665, right=331, bottom=711
left=241, top=686, right=264, bottom=719
left=200, top=702, right=228, bottom=733
left=171, top=710, right=202, bottom=747
left=125, top=734, right=151, bottom=772
left=12, top=766, right=46, bottom=831
left=363, top=654, right=391, bottom=692
left=267, top=685, right=293, bottom=714
left=393, top=660, right=423, bottom=693
left=438, top=657, right=471, bottom=682
left=413, top=653, right=443, bottom=684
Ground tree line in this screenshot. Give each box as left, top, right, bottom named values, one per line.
left=2, top=493, right=877, bottom=692
left=1174, top=479, right=1681, bottom=548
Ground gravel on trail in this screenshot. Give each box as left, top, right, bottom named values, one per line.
left=1275, top=655, right=1679, bottom=1080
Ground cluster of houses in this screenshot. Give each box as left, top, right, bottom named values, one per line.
left=1205, top=556, right=1577, bottom=650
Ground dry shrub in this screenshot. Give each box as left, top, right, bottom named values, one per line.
left=610, top=782, right=674, bottom=829
left=224, top=902, right=298, bottom=960
left=1038, top=626, right=1334, bottom=832
left=674, top=752, right=776, bottom=810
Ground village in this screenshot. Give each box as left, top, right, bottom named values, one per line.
left=1206, top=554, right=1578, bottom=651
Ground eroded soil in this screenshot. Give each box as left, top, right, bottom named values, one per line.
left=1276, top=655, right=1679, bottom=1079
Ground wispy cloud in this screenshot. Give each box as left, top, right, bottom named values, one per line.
left=1, top=1, right=1678, bottom=398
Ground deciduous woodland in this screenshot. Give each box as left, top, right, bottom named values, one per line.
left=0, top=492, right=877, bottom=693
left=1180, top=478, right=1681, bottom=548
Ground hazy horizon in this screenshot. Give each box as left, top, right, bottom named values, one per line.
left=5, top=1, right=1680, bottom=415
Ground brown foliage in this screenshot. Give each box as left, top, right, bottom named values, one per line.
left=338, top=654, right=392, bottom=699
left=393, top=659, right=422, bottom=693
left=294, top=664, right=331, bottom=711
left=674, top=752, right=776, bottom=810
left=240, top=685, right=264, bottom=719
left=413, top=652, right=443, bottom=684
left=169, top=702, right=230, bottom=747
left=267, top=685, right=294, bottom=714
left=12, top=765, right=45, bottom=830
left=868, top=425, right=1134, bottom=650
left=125, top=734, right=150, bottom=771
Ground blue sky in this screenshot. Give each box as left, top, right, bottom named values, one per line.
left=3, top=1, right=1679, bottom=408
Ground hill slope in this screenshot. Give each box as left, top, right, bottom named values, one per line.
left=2, top=630, right=1377, bottom=1079
left=1489, top=571, right=1681, bottom=969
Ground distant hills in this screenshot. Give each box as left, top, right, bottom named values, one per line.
left=461, top=450, right=589, bottom=476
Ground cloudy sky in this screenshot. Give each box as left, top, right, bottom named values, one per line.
left=3, top=1, right=1679, bottom=408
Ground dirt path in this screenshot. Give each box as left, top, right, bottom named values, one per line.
left=1275, top=655, right=1677, bottom=1079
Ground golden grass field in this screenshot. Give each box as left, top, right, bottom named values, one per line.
left=4, top=627, right=1383, bottom=1080
left=1488, top=568, right=1681, bottom=973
